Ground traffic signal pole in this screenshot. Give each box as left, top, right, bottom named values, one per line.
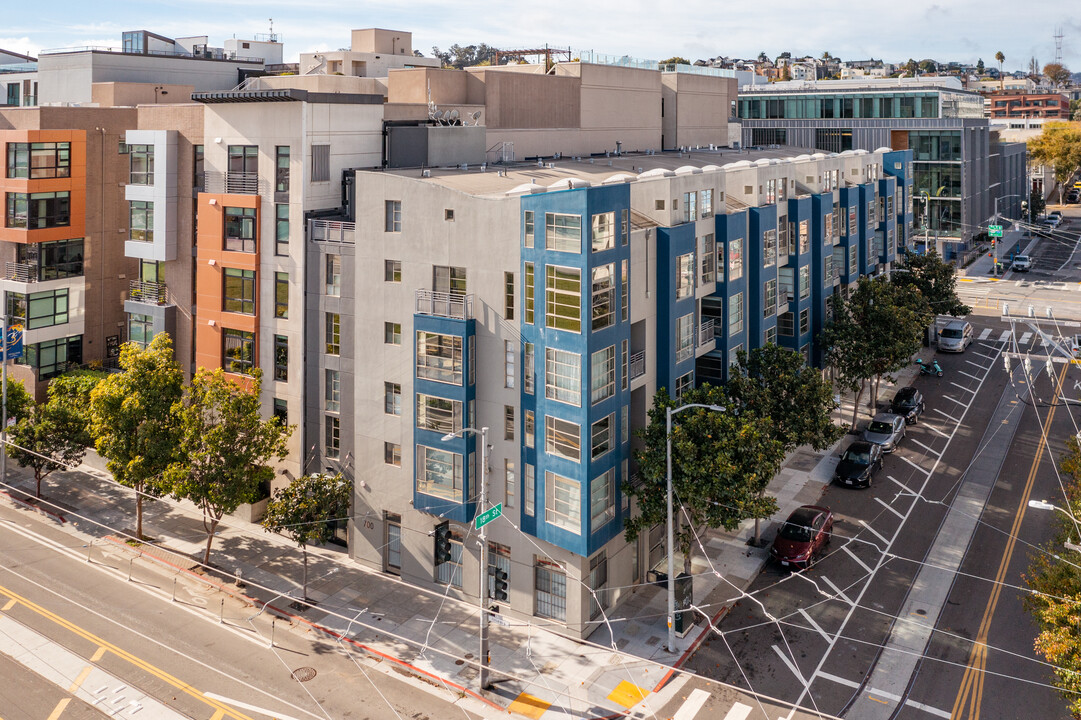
left=477, top=426, right=489, bottom=690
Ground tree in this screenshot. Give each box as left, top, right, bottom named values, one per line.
left=1071, top=99, right=1081, bottom=122
left=1029, top=56, right=1041, bottom=81
left=1030, top=188, right=1046, bottom=219
left=976, top=58, right=985, bottom=75
left=660, top=56, right=690, bottom=66
left=727, top=344, right=844, bottom=542
left=4, top=377, right=33, bottom=424
left=1044, top=62, right=1072, bottom=89
left=1028, top=123, right=1081, bottom=201
left=892, top=249, right=971, bottom=318
left=89, top=334, right=183, bottom=540
left=757, top=51, right=768, bottom=63
left=918, top=59, right=937, bottom=75
left=9, top=392, right=90, bottom=498
left=262, top=473, right=351, bottom=600
left=624, top=386, right=784, bottom=572
left=430, top=43, right=498, bottom=69
left=165, top=369, right=292, bottom=566
left=48, top=370, right=105, bottom=425
left=995, top=51, right=1005, bottom=90
left=905, top=58, right=918, bottom=77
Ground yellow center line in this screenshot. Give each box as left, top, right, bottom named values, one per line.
left=0, top=583, right=253, bottom=720
left=45, top=699, right=70, bottom=720
left=951, top=360, right=1069, bottom=719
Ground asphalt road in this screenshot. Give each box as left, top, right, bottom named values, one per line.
left=0, top=651, right=109, bottom=720
left=683, top=315, right=1071, bottom=719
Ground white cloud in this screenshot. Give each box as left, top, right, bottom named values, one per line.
left=0, top=37, right=41, bottom=60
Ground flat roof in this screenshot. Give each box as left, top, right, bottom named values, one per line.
left=193, top=89, right=383, bottom=104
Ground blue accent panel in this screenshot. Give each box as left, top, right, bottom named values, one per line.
left=857, top=183, right=877, bottom=274
left=412, top=314, right=477, bottom=525
left=782, top=196, right=814, bottom=355
left=747, top=206, right=777, bottom=353
left=656, top=223, right=699, bottom=392
left=711, top=210, right=750, bottom=383
left=838, top=187, right=861, bottom=283
left=883, top=149, right=914, bottom=251
left=810, top=192, right=835, bottom=367
left=878, top=177, right=898, bottom=264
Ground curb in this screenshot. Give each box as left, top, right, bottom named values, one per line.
left=0, top=489, right=67, bottom=524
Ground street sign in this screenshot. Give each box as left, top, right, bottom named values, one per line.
left=475, top=503, right=503, bottom=530
left=989, top=225, right=1003, bottom=238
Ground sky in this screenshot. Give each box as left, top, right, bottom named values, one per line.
left=1, top=0, right=1078, bottom=73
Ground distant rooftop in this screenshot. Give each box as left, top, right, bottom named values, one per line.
left=573, top=50, right=735, bottom=78
left=743, top=76, right=970, bottom=93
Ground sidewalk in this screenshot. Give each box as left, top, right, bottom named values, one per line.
left=960, top=227, right=1029, bottom=279
left=0, top=370, right=920, bottom=720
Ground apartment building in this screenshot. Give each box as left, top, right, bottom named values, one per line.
left=988, top=91, right=1071, bottom=120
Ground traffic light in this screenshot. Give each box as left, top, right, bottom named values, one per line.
left=491, top=568, right=509, bottom=601
left=434, top=521, right=451, bottom=565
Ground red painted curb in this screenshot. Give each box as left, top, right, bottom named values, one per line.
left=1, top=489, right=66, bottom=524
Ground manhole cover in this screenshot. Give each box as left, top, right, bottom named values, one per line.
left=291, top=667, right=317, bottom=682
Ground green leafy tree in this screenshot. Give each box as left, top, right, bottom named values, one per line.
left=4, top=377, right=33, bottom=424
left=625, top=386, right=784, bottom=572
left=9, top=392, right=90, bottom=498
left=48, top=371, right=105, bottom=425
left=1044, top=62, right=1071, bottom=88
left=262, top=473, right=351, bottom=600
left=660, top=56, right=690, bottom=66
left=976, top=58, right=985, bottom=75
left=905, top=58, right=918, bottom=77
left=89, top=334, right=183, bottom=540
left=892, top=249, right=970, bottom=318
left=995, top=51, right=1005, bottom=90
left=166, top=368, right=292, bottom=565
left=1030, top=189, right=1046, bottom=219
left=1028, top=123, right=1081, bottom=202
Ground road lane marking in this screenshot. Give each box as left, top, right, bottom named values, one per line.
left=965, top=359, right=990, bottom=369
left=933, top=408, right=959, bottom=422
left=1019, top=332, right=1033, bottom=345
left=90, top=647, right=105, bottom=662
left=719, top=701, right=751, bottom=720
left=45, top=699, right=70, bottom=720
left=899, top=454, right=931, bottom=475
left=888, top=475, right=917, bottom=494
left=875, top=497, right=906, bottom=520
left=816, top=670, right=859, bottom=689
left=797, top=608, right=832, bottom=643
left=923, top=422, right=950, bottom=439
left=910, top=438, right=939, bottom=456
left=842, top=544, right=874, bottom=574
left=958, top=369, right=982, bottom=381
left=68, top=665, right=93, bottom=693
left=1, top=599, right=13, bottom=611
left=978, top=328, right=991, bottom=340
left=821, top=576, right=854, bottom=606
left=668, top=688, right=712, bottom=720
left=771, top=644, right=809, bottom=686
left=942, top=395, right=968, bottom=408
left=906, top=699, right=952, bottom=718
left=202, top=694, right=307, bottom=720
left=858, top=520, right=890, bottom=546
left=998, top=331, right=1011, bottom=343
left=950, top=381, right=975, bottom=393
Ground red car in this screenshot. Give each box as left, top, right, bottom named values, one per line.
left=770, top=505, right=834, bottom=570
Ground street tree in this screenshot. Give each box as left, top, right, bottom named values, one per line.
left=660, top=57, right=690, bottom=66
left=48, top=370, right=105, bottom=425
left=1044, top=62, right=1071, bottom=88
left=4, top=377, right=33, bottom=423
left=165, top=368, right=292, bottom=566
left=976, top=58, right=985, bottom=75
left=1028, top=123, right=1081, bottom=202
left=624, top=386, right=784, bottom=572
left=262, top=473, right=351, bottom=600
left=727, top=344, right=844, bottom=542
left=892, top=249, right=971, bottom=318
left=995, top=51, right=1005, bottom=90
left=9, top=390, right=90, bottom=498
left=89, top=334, right=183, bottom=540
left=905, top=59, right=918, bottom=77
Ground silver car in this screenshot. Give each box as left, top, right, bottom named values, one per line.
left=863, top=413, right=906, bottom=453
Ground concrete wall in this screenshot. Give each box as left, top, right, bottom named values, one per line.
left=92, top=82, right=194, bottom=107
left=259, top=74, right=387, bottom=97
left=352, top=29, right=413, bottom=56
left=660, top=73, right=736, bottom=150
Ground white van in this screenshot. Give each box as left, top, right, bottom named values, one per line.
left=939, top=320, right=973, bottom=352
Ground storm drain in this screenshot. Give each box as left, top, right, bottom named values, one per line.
left=291, top=667, right=317, bottom=683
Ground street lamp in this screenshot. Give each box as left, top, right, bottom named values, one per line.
left=1028, top=499, right=1081, bottom=553
left=992, top=193, right=1023, bottom=276
left=440, top=426, right=490, bottom=690
left=665, top=402, right=725, bottom=654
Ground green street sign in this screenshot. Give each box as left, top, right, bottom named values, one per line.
left=475, top=503, right=503, bottom=530
left=989, top=225, right=1003, bottom=238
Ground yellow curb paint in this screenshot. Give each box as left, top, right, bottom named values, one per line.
left=90, top=647, right=106, bottom=662
left=507, top=692, right=551, bottom=720
left=1, top=599, right=14, bottom=611
left=607, top=680, right=649, bottom=708
left=46, top=699, right=70, bottom=720
left=68, top=665, right=93, bottom=693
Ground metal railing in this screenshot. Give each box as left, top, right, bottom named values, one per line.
left=203, top=171, right=264, bottom=195
left=629, top=351, right=646, bottom=380
left=310, top=219, right=355, bottom=244
left=699, top=319, right=715, bottom=346
left=415, top=290, right=473, bottom=320
left=5, top=263, right=35, bottom=283
left=128, top=280, right=168, bottom=305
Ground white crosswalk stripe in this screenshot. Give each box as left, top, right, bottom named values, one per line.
left=998, top=330, right=1010, bottom=343
left=673, top=689, right=713, bottom=720
left=978, top=328, right=991, bottom=340
left=1019, top=332, right=1032, bottom=345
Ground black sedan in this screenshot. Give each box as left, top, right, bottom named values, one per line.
left=890, top=387, right=925, bottom=424
left=833, top=441, right=883, bottom=488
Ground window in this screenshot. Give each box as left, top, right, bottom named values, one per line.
left=524, top=464, right=535, bottom=516
left=832, top=202, right=840, bottom=239
left=701, top=189, right=713, bottom=218
left=504, top=461, right=516, bottom=508
left=524, top=342, right=535, bottom=394
left=621, top=208, right=629, bottom=244
left=778, top=220, right=790, bottom=257
left=728, top=237, right=743, bottom=280
left=504, top=340, right=516, bottom=388
left=8, top=289, right=68, bottom=329
left=729, top=343, right=743, bottom=368
left=417, top=446, right=463, bottom=502
left=592, top=211, right=615, bottom=252
left=778, top=177, right=788, bottom=202
left=849, top=243, right=858, bottom=274
left=683, top=192, right=697, bottom=223
left=545, top=348, right=581, bottom=406
left=223, top=268, right=255, bottom=315
left=504, top=271, right=515, bottom=320
left=129, top=200, right=153, bottom=243
left=824, top=213, right=833, bottom=242
left=766, top=326, right=777, bottom=345
left=311, top=144, right=330, bottom=182
left=435, top=527, right=463, bottom=587
left=655, top=199, right=665, bottom=210
left=779, top=311, right=795, bottom=336
left=591, top=415, right=613, bottom=460
left=21, top=335, right=81, bottom=379
left=524, top=211, right=534, bottom=248
left=275, top=146, right=290, bottom=194
left=273, top=335, right=288, bottom=382
left=676, top=313, right=694, bottom=363
left=620, top=259, right=630, bottom=323
left=591, top=346, right=615, bottom=404
left=799, top=266, right=810, bottom=299
left=224, top=206, right=256, bottom=253
left=7, top=142, right=70, bottom=179
left=504, top=406, right=515, bottom=441
left=273, top=398, right=288, bottom=425
left=621, top=340, right=628, bottom=392
left=18, top=238, right=83, bottom=280
left=524, top=262, right=535, bottom=324
left=194, top=145, right=204, bottom=192
left=416, top=331, right=463, bottom=384
left=433, top=265, right=466, bottom=295
left=273, top=272, right=288, bottom=318
left=385, top=442, right=401, bottom=467
left=676, top=253, right=694, bottom=300
left=326, top=256, right=341, bottom=296
left=223, top=329, right=255, bottom=375
left=675, top=372, right=693, bottom=403
left=798, top=220, right=810, bottom=254
left=621, top=403, right=629, bottom=443
left=799, top=307, right=810, bottom=335
left=825, top=253, right=834, bottom=281
left=525, top=410, right=535, bottom=449
left=765, top=179, right=777, bottom=204
left=764, top=279, right=777, bottom=317
left=545, top=416, right=581, bottom=463
left=325, top=313, right=340, bottom=355
left=591, top=470, right=615, bottom=533
left=729, top=292, right=744, bottom=334
left=227, top=144, right=257, bottom=175
left=384, top=259, right=401, bottom=283
left=545, top=265, right=582, bottom=333
left=128, top=313, right=153, bottom=348
left=535, top=558, right=567, bottom=620
left=6, top=192, right=70, bottom=229
left=275, top=204, right=289, bottom=256
left=700, top=235, right=715, bottom=284
left=384, top=382, right=401, bottom=416
left=384, top=321, right=401, bottom=345
left=127, top=144, right=154, bottom=185
left=325, top=369, right=340, bottom=412
left=867, top=201, right=875, bottom=227
left=592, top=264, right=615, bottom=331
left=545, top=472, right=581, bottom=534
left=545, top=213, right=582, bottom=253
left=385, top=200, right=401, bottom=232
left=416, top=394, right=462, bottom=434
left=763, top=229, right=777, bottom=267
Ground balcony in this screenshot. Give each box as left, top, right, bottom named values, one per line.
left=310, top=219, right=355, bottom=244
left=128, top=280, right=169, bottom=305
left=415, top=290, right=474, bottom=320
left=5, top=262, right=35, bottom=283
left=630, top=351, right=646, bottom=380
left=203, top=171, right=264, bottom=196
left=698, top=318, right=715, bottom=346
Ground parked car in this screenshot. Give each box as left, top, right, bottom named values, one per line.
left=890, top=387, right=925, bottom=424
left=939, top=319, right=973, bottom=352
left=1067, top=190, right=1079, bottom=204
left=1046, top=215, right=1062, bottom=229
left=863, top=412, right=907, bottom=453
left=834, top=441, right=883, bottom=488
left=770, top=505, right=834, bottom=570
left=1011, top=254, right=1032, bottom=272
